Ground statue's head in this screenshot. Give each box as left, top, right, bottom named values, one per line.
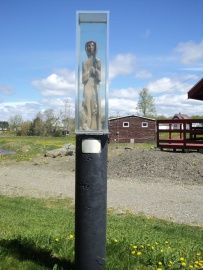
left=85, top=41, right=97, bottom=57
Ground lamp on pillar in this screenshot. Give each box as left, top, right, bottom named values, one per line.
left=75, top=11, right=109, bottom=270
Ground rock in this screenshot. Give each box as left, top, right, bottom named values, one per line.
left=44, top=143, right=75, bottom=158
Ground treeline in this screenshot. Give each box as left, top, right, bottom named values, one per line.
left=0, top=121, right=9, bottom=130
left=8, top=107, right=74, bottom=137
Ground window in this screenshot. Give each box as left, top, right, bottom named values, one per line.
left=123, top=122, right=129, bottom=127
left=142, top=122, right=148, bottom=128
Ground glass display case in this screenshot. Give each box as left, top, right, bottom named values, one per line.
left=75, top=12, right=109, bottom=134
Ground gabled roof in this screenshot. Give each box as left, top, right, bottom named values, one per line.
left=109, top=114, right=155, bottom=121
left=188, top=77, right=203, bottom=101
left=172, top=113, right=189, bottom=120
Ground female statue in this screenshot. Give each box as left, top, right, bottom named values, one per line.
left=81, top=41, right=101, bottom=130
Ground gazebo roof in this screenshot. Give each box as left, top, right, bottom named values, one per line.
left=188, top=77, right=203, bottom=101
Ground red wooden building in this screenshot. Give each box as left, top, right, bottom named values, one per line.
left=109, top=115, right=156, bottom=143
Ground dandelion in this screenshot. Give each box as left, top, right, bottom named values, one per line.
left=55, top=238, right=59, bottom=242
left=160, top=249, right=164, bottom=253
left=137, top=251, right=142, bottom=256
left=155, top=241, right=159, bottom=245
left=180, top=257, right=185, bottom=261
left=189, top=266, right=194, bottom=269
left=165, top=241, right=169, bottom=244
left=196, top=253, right=201, bottom=256
left=114, top=239, right=118, bottom=243
left=131, top=250, right=136, bottom=255
left=157, top=268, right=162, bottom=270
left=69, top=234, right=74, bottom=239
left=151, top=246, right=154, bottom=250
left=181, top=262, right=186, bottom=267
left=158, top=262, right=162, bottom=265
left=133, top=245, right=137, bottom=249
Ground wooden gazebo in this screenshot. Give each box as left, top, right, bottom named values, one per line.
left=156, top=78, right=203, bottom=151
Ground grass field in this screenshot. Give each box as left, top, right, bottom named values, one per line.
left=0, top=135, right=75, bottom=162
left=0, top=136, right=203, bottom=269
left=0, top=195, right=202, bottom=270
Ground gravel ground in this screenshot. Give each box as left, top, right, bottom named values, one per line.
left=0, top=146, right=203, bottom=226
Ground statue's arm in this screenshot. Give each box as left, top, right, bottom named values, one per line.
left=82, top=61, right=89, bottom=84
left=95, top=60, right=101, bottom=82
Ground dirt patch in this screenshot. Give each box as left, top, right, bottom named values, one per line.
left=108, top=146, right=203, bottom=185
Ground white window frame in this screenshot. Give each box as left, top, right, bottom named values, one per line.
left=142, top=122, right=148, bottom=128
left=123, top=122, right=129, bottom=127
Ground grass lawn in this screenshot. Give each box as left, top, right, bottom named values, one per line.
left=0, top=195, right=202, bottom=270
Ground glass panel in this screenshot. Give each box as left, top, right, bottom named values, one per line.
left=75, top=12, right=109, bottom=134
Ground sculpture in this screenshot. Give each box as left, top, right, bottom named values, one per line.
left=81, top=41, right=101, bottom=130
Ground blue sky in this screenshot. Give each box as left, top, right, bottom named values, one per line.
left=0, top=0, right=203, bottom=121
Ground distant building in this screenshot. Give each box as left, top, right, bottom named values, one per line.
left=172, top=113, right=190, bottom=130
left=109, top=115, right=156, bottom=143
left=172, top=113, right=190, bottom=120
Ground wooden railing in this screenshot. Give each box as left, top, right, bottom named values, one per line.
left=156, top=119, right=203, bottom=151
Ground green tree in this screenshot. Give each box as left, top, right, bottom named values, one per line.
left=136, top=88, right=156, bottom=118
left=9, top=114, right=23, bottom=134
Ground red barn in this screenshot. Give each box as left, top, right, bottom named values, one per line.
left=109, top=115, right=156, bottom=143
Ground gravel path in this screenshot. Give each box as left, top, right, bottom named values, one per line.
left=0, top=147, right=203, bottom=226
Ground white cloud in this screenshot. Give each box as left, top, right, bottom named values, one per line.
left=109, top=87, right=139, bottom=99
left=155, top=93, right=203, bottom=116
left=109, top=98, right=137, bottom=116
left=41, top=97, right=74, bottom=108
left=0, top=101, right=42, bottom=121
left=175, top=40, right=203, bottom=65
left=109, top=53, right=136, bottom=80
left=32, top=69, right=75, bottom=97
left=135, top=70, right=152, bottom=79
left=147, top=77, right=192, bottom=95
left=0, top=85, right=13, bottom=95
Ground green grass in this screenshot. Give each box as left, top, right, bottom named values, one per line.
left=0, top=136, right=75, bottom=162
left=0, top=195, right=202, bottom=270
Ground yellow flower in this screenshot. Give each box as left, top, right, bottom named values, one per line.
left=189, top=266, right=194, bottom=269
left=157, top=268, right=162, bottom=270
left=147, top=243, right=151, bottom=247
left=151, top=246, right=154, bottom=250
left=133, top=245, right=137, bottom=249
left=180, top=257, right=185, bottom=261
left=158, top=262, right=162, bottom=265
left=160, top=249, right=164, bottom=253
left=114, top=239, right=118, bottom=243
left=181, top=262, right=186, bottom=267
left=131, top=250, right=136, bottom=255
left=69, top=234, right=74, bottom=239
left=165, top=241, right=169, bottom=244
left=196, top=253, right=201, bottom=256
left=55, top=238, right=59, bottom=242
left=137, top=251, right=142, bottom=256
left=155, top=241, right=158, bottom=245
